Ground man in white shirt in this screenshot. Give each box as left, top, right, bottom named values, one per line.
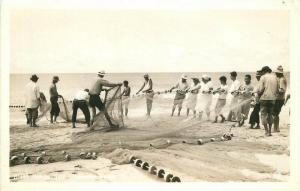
left=213, top=76, right=228, bottom=123
left=72, top=89, right=91, bottom=128
left=25, top=74, right=40, bottom=127
left=227, top=71, right=241, bottom=122
left=170, top=74, right=190, bottom=116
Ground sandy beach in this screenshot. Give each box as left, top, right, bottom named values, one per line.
left=9, top=94, right=290, bottom=182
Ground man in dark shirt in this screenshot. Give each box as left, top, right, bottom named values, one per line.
left=49, top=76, right=62, bottom=123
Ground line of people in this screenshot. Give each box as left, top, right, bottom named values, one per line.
left=24, top=66, right=288, bottom=136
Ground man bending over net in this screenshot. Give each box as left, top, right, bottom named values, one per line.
left=89, top=71, right=122, bottom=129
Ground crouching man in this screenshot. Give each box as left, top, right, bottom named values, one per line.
left=72, top=89, right=91, bottom=128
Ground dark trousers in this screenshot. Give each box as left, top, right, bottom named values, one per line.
left=249, top=104, right=260, bottom=126
left=50, top=96, right=60, bottom=116
left=273, top=99, right=285, bottom=132
left=26, top=108, right=38, bottom=125
left=72, top=100, right=90, bottom=124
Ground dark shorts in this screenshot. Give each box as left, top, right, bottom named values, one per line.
left=273, top=99, right=285, bottom=116
left=89, top=94, right=105, bottom=111
left=50, top=96, right=60, bottom=116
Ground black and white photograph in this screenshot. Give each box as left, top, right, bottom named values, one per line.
left=1, top=0, right=300, bottom=191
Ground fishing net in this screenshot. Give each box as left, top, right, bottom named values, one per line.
left=92, top=85, right=124, bottom=129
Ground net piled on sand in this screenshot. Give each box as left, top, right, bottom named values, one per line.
left=92, top=86, right=124, bottom=129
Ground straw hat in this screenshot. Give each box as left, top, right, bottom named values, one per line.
left=275, top=65, right=284, bottom=74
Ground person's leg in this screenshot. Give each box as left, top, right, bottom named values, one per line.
left=25, top=110, right=30, bottom=125
left=198, top=111, right=203, bottom=120
left=72, top=101, right=79, bottom=128
left=260, top=101, right=269, bottom=136
left=214, top=100, right=221, bottom=123
left=219, top=100, right=226, bottom=123
left=80, top=101, right=91, bottom=127
left=27, top=108, right=33, bottom=127
left=50, top=97, right=55, bottom=123
left=186, top=108, right=190, bottom=116
left=249, top=104, right=257, bottom=128
left=193, top=110, right=196, bottom=117
left=32, top=108, right=38, bottom=127
left=178, top=100, right=183, bottom=116
left=256, top=104, right=261, bottom=128
left=171, top=100, right=176, bottom=116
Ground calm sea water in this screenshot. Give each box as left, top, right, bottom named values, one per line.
left=10, top=72, right=290, bottom=105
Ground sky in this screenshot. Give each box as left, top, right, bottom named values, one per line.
left=10, top=9, right=289, bottom=73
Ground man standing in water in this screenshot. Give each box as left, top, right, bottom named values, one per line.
left=49, top=76, right=62, bottom=124
left=273, top=65, right=287, bottom=132
left=136, top=74, right=154, bottom=117
left=89, top=71, right=122, bottom=128
left=227, top=71, right=241, bottom=122
left=25, top=74, right=41, bottom=127
left=170, top=74, right=189, bottom=116
left=257, top=66, right=278, bottom=136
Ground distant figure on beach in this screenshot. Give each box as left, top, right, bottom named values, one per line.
left=89, top=71, right=122, bottom=129
left=196, top=75, right=214, bottom=120
left=136, top=74, right=154, bottom=117
left=249, top=70, right=262, bottom=129
left=236, top=74, right=254, bottom=127
left=49, top=76, right=62, bottom=124
left=257, top=66, right=279, bottom=136
left=121, top=80, right=131, bottom=117
left=170, top=74, right=189, bottom=116
left=185, top=77, right=201, bottom=117
left=25, top=74, right=40, bottom=127
left=227, top=71, right=241, bottom=122
left=273, top=65, right=287, bottom=132
left=213, top=76, right=228, bottom=123
left=72, top=89, right=91, bottom=128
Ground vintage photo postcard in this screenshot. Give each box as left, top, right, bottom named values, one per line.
left=1, top=0, right=300, bottom=191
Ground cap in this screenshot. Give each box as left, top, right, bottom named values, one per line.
left=275, top=65, right=284, bottom=74
left=181, top=74, right=188, bottom=80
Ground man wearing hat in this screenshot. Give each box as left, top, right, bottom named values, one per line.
left=257, top=66, right=279, bottom=136
left=25, top=74, right=41, bottom=127
left=169, top=74, right=190, bottom=116
left=249, top=70, right=262, bottom=129
left=185, top=77, right=201, bottom=117
left=89, top=71, right=122, bottom=128
left=136, top=73, right=154, bottom=117
left=49, top=76, right=62, bottom=123
left=273, top=65, right=287, bottom=132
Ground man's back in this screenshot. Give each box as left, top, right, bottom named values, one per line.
left=259, top=73, right=278, bottom=101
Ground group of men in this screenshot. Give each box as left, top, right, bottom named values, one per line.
left=24, top=66, right=288, bottom=136
left=167, top=65, right=288, bottom=136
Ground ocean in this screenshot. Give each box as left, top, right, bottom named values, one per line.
left=10, top=72, right=290, bottom=105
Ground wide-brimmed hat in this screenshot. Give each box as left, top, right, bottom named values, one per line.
left=53, top=76, right=59, bottom=81
left=275, top=65, right=284, bottom=74
left=144, top=73, right=149, bottom=78
left=30, top=74, right=39, bottom=81
left=201, top=74, right=210, bottom=80
left=98, top=70, right=106, bottom=76
left=181, top=74, right=188, bottom=80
